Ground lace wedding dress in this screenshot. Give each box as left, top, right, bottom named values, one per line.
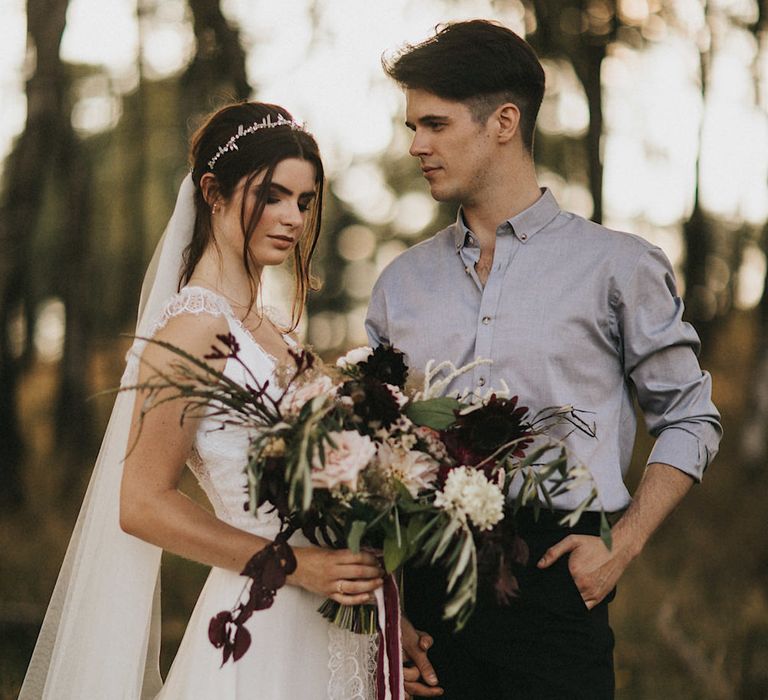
left=125, top=286, right=378, bottom=700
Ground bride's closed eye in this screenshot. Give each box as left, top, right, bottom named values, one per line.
left=264, top=190, right=313, bottom=212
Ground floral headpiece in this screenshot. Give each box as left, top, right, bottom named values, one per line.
left=207, top=114, right=307, bottom=171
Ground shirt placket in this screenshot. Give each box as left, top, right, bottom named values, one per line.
left=460, top=224, right=519, bottom=394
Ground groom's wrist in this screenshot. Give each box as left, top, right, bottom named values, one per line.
left=608, top=518, right=645, bottom=563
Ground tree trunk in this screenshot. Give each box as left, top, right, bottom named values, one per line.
left=528, top=0, right=616, bottom=224
left=740, top=1, right=768, bottom=470
left=54, top=115, right=94, bottom=462
left=682, top=12, right=714, bottom=339
left=571, top=45, right=605, bottom=224
left=0, top=0, right=70, bottom=507
left=183, top=0, right=251, bottom=122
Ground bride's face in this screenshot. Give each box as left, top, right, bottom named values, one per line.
left=217, top=157, right=317, bottom=269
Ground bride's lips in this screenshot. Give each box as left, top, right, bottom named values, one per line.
left=267, top=234, right=296, bottom=249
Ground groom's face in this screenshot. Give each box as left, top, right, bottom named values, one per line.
left=404, top=88, right=495, bottom=204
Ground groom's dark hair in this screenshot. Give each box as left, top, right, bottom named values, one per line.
left=382, top=20, right=545, bottom=153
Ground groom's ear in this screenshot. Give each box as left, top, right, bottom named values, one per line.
left=494, top=103, right=521, bottom=145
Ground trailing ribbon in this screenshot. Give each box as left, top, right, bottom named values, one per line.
left=375, top=574, right=404, bottom=700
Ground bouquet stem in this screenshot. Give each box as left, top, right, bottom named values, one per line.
left=318, top=599, right=378, bottom=635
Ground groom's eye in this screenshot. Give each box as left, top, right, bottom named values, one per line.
left=426, top=120, right=446, bottom=131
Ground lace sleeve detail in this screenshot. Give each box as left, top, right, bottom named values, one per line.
left=120, top=287, right=233, bottom=387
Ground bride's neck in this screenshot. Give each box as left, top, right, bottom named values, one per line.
left=187, top=250, right=262, bottom=311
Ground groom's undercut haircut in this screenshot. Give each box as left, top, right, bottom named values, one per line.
left=382, top=20, right=546, bottom=153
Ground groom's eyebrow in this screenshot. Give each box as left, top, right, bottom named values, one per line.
left=404, top=114, right=450, bottom=130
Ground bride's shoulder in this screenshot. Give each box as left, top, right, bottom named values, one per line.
left=136, top=288, right=232, bottom=369
left=143, top=287, right=229, bottom=336
left=157, top=286, right=232, bottom=323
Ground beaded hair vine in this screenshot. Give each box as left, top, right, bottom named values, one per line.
left=207, top=114, right=307, bottom=171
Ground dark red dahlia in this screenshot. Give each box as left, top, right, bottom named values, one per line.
left=440, top=395, right=534, bottom=473
left=338, top=376, right=401, bottom=431
left=357, top=345, right=408, bottom=389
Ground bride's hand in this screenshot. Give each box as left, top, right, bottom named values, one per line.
left=288, top=547, right=385, bottom=605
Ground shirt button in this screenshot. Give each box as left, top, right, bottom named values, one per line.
left=478, top=377, right=486, bottom=387
left=464, top=266, right=470, bottom=274
left=482, top=316, right=491, bottom=325
left=520, top=233, right=528, bottom=241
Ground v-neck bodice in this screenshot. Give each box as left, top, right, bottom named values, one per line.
left=122, top=285, right=298, bottom=537
left=181, top=285, right=298, bottom=367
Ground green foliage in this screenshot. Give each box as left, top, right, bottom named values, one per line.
left=405, top=397, right=462, bottom=430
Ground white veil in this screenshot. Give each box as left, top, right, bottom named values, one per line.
left=19, top=174, right=197, bottom=700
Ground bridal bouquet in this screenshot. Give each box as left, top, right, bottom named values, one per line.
left=127, top=334, right=607, bottom=666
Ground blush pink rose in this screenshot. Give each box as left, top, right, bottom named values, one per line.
left=311, top=430, right=376, bottom=492
left=283, top=375, right=335, bottom=416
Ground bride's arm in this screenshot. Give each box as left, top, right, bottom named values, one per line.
left=120, top=312, right=383, bottom=603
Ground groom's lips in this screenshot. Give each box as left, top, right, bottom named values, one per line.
left=421, top=165, right=442, bottom=178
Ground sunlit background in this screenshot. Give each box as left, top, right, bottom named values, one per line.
left=1, top=1, right=767, bottom=698
left=2, top=0, right=767, bottom=357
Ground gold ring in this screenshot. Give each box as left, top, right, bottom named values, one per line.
left=337, top=581, right=344, bottom=594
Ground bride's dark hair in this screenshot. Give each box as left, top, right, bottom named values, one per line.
left=183, top=101, right=324, bottom=330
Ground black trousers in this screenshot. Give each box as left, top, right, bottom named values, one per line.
left=404, top=509, right=615, bottom=700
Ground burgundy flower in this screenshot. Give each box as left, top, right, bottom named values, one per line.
left=205, top=333, right=241, bottom=360
left=441, top=395, right=534, bottom=473
left=256, top=455, right=291, bottom=517
left=338, top=377, right=401, bottom=431
left=476, top=506, right=529, bottom=606
left=288, top=347, right=316, bottom=373
left=357, top=345, right=408, bottom=389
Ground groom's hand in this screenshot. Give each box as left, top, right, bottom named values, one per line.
left=402, top=616, right=443, bottom=697
left=537, top=534, right=633, bottom=609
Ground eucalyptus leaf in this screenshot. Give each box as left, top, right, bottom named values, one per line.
left=405, top=397, right=461, bottom=430
left=383, top=535, right=408, bottom=572
left=405, top=515, right=427, bottom=554
left=600, top=511, right=613, bottom=550
left=447, top=534, right=474, bottom=592
left=431, top=519, right=461, bottom=563
left=347, top=520, right=367, bottom=553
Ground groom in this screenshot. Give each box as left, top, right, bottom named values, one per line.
left=366, top=20, right=722, bottom=699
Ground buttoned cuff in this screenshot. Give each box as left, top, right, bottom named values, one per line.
left=647, top=426, right=715, bottom=482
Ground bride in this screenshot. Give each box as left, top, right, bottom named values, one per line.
left=20, top=101, right=383, bottom=699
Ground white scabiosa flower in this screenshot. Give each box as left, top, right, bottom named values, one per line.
left=336, top=346, right=373, bottom=369
left=433, top=466, right=505, bottom=531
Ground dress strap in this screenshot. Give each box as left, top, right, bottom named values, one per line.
left=121, top=287, right=234, bottom=387
left=146, top=286, right=234, bottom=335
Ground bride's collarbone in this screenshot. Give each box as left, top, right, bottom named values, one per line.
left=240, top=316, right=294, bottom=363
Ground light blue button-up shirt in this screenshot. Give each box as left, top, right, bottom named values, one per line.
left=365, top=189, right=721, bottom=512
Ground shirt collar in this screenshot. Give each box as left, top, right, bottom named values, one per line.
left=453, top=187, right=561, bottom=249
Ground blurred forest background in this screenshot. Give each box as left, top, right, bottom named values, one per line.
left=1, top=0, right=767, bottom=697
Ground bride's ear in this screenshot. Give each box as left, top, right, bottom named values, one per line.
left=199, top=172, right=222, bottom=210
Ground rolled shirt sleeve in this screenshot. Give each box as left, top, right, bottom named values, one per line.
left=613, top=247, right=722, bottom=481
